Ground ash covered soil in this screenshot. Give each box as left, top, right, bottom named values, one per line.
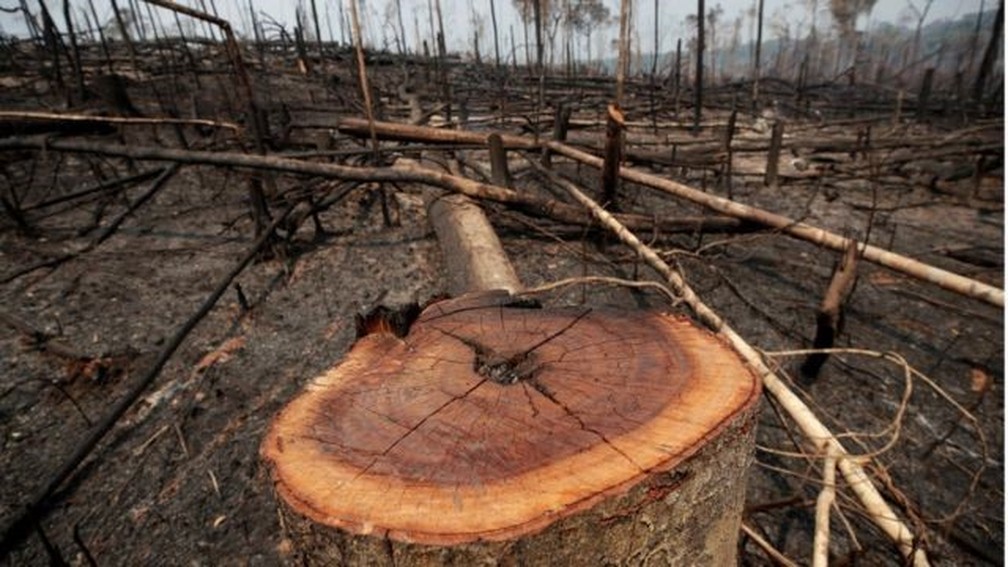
left=0, top=44, right=1002, bottom=565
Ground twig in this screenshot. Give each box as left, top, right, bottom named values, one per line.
left=71, top=522, right=98, bottom=567
left=741, top=522, right=801, bottom=567
left=759, top=348, right=915, bottom=461
left=762, top=347, right=986, bottom=459
left=207, top=469, right=221, bottom=499
left=519, top=276, right=681, bottom=306
left=132, top=424, right=170, bottom=457
left=173, top=423, right=190, bottom=458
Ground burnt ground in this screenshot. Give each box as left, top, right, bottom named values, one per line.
left=0, top=40, right=1003, bottom=565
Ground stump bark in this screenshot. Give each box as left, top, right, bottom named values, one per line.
left=261, top=292, right=760, bottom=564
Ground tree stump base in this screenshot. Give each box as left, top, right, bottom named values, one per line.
left=262, top=292, right=761, bottom=565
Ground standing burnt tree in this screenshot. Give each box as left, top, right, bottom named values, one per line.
left=694, top=0, right=705, bottom=132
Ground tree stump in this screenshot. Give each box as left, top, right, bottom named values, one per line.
left=261, top=292, right=761, bottom=565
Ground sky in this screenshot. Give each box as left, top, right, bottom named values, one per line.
left=0, top=0, right=990, bottom=57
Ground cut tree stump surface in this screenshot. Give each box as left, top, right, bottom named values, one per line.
left=261, top=292, right=760, bottom=546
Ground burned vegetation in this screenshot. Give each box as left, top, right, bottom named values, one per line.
left=0, top=0, right=1003, bottom=565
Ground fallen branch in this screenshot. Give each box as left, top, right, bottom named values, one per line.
left=1, top=164, right=180, bottom=285
left=0, top=310, right=97, bottom=361
left=1, top=134, right=998, bottom=308
left=0, top=110, right=242, bottom=134
left=741, top=522, right=801, bottom=567
left=332, top=118, right=1002, bottom=307
left=337, top=116, right=537, bottom=149
left=813, top=450, right=838, bottom=567
left=518, top=275, right=681, bottom=306
left=543, top=139, right=1002, bottom=308
left=539, top=166, right=931, bottom=566
left=23, top=167, right=166, bottom=212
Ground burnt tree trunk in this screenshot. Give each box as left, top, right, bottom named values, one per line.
left=694, top=0, right=705, bottom=133
left=752, top=0, right=764, bottom=110
left=973, top=0, right=1004, bottom=104
left=601, top=104, right=625, bottom=209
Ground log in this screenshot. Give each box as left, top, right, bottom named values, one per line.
left=0, top=135, right=998, bottom=307
left=261, top=297, right=760, bottom=564
left=337, top=117, right=537, bottom=149
left=428, top=193, right=521, bottom=295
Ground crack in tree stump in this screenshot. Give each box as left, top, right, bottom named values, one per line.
left=261, top=293, right=760, bottom=564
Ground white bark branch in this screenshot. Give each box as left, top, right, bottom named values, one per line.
left=545, top=169, right=930, bottom=566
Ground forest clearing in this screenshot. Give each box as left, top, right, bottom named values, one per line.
left=0, top=0, right=1002, bottom=564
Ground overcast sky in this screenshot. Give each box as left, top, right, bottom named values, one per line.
left=0, top=0, right=989, bottom=56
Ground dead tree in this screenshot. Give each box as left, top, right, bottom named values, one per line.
left=752, top=0, right=764, bottom=109
left=694, top=0, right=705, bottom=133
left=309, top=0, right=323, bottom=56
left=490, top=0, right=502, bottom=70
left=395, top=0, right=408, bottom=56
left=616, top=0, right=631, bottom=104
left=61, top=0, right=86, bottom=103
left=973, top=0, right=1004, bottom=104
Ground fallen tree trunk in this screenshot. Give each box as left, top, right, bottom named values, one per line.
left=542, top=140, right=1003, bottom=308
left=1, top=134, right=998, bottom=308
left=337, top=116, right=537, bottom=149
left=0, top=136, right=750, bottom=240
left=428, top=193, right=522, bottom=295
left=331, top=119, right=1004, bottom=308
